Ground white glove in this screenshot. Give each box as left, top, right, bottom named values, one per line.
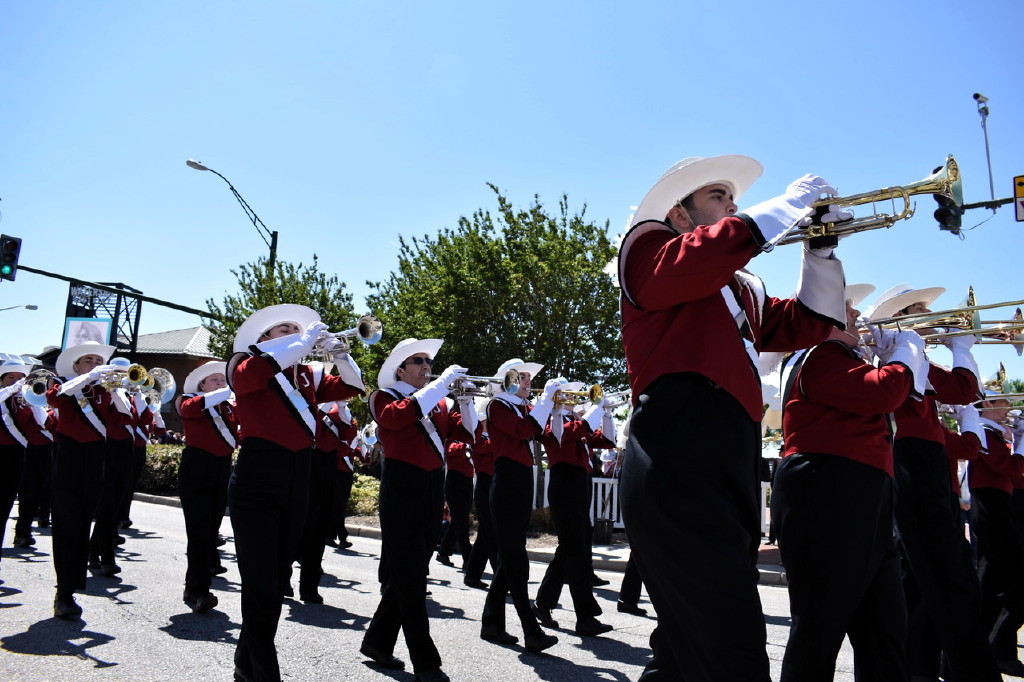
left=742, top=175, right=838, bottom=251
left=132, top=389, right=148, bottom=413
left=254, top=321, right=326, bottom=368
left=796, top=203, right=854, bottom=228
left=300, top=321, right=330, bottom=348
left=582, top=401, right=604, bottom=432
left=58, top=364, right=118, bottom=396
left=203, top=387, right=232, bottom=409
left=437, top=365, right=469, bottom=388
left=89, top=364, right=118, bottom=380
left=944, top=333, right=981, bottom=388
left=530, top=379, right=564, bottom=430
left=319, top=336, right=345, bottom=354
left=869, top=325, right=900, bottom=363
left=887, top=330, right=928, bottom=397
left=0, top=378, right=26, bottom=402
left=952, top=404, right=986, bottom=447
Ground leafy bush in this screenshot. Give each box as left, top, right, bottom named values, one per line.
left=138, top=444, right=184, bottom=496
left=349, top=472, right=380, bottom=515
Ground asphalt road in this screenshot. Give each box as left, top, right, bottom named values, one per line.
left=0, top=500, right=861, bottom=681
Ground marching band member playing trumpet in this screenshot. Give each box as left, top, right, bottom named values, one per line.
left=359, top=338, right=472, bottom=682
left=480, top=359, right=560, bottom=653
left=867, top=284, right=1002, bottom=681
left=175, top=360, right=236, bottom=613
left=46, top=340, right=131, bottom=618
left=0, top=362, right=31, bottom=561
left=617, top=155, right=848, bottom=679
left=9, top=365, right=56, bottom=550
left=462, top=412, right=495, bottom=590
left=968, top=390, right=1024, bottom=676
left=533, top=381, right=616, bottom=637
left=772, top=294, right=928, bottom=681
left=326, top=399, right=359, bottom=550
left=227, top=304, right=365, bottom=682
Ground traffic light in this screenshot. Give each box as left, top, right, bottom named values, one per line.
left=0, top=235, right=21, bottom=281
left=933, top=194, right=963, bottom=236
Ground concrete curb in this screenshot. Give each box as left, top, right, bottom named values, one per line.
left=131, top=493, right=786, bottom=582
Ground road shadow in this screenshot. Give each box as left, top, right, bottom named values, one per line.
left=515, top=646, right=636, bottom=682
left=159, top=608, right=239, bottom=644
left=81, top=575, right=138, bottom=605
left=764, top=614, right=792, bottom=627
left=283, top=599, right=370, bottom=630
left=0, top=617, right=118, bottom=668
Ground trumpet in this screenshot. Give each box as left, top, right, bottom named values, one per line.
left=554, top=384, right=604, bottom=407
left=602, top=389, right=632, bottom=409
left=97, top=362, right=150, bottom=391
left=142, top=367, right=177, bottom=411
left=20, top=369, right=59, bottom=407
left=318, top=314, right=383, bottom=355
left=430, top=369, right=521, bottom=397
left=776, top=155, right=962, bottom=246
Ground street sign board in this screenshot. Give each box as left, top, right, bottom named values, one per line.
left=1015, top=175, right=1024, bottom=222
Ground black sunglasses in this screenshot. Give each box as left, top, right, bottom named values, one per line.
left=402, top=357, right=434, bottom=367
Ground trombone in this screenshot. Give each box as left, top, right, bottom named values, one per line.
left=602, top=389, right=631, bottom=409
left=776, top=155, right=962, bottom=246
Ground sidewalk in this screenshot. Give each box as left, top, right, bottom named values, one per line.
left=136, top=492, right=788, bottom=584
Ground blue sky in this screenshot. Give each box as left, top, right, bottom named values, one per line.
left=2, top=0, right=1023, bottom=381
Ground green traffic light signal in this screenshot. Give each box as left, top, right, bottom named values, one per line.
left=0, top=234, right=22, bottom=281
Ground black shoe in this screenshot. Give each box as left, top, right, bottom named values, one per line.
left=341, top=539, right=353, bottom=549
left=480, top=624, right=519, bottom=645
left=575, top=617, right=613, bottom=637
left=325, top=538, right=339, bottom=548
left=359, top=643, right=405, bottom=669
left=99, top=563, right=122, bottom=577
left=590, top=575, right=610, bottom=587
left=115, top=535, right=126, bottom=546
left=118, top=519, right=133, bottom=530
left=210, top=564, right=229, bottom=576
left=281, top=584, right=294, bottom=598
left=436, top=553, right=454, bottom=567
left=524, top=632, right=558, bottom=653
left=183, top=589, right=218, bottom=613
left=54, top=595, right=83, bottom=619
left=215, top=536, right=227, bottom=548
left=414, top=670, right=450, bottom=682
left=36, top=517, right=50, bottom=529
left=12, top=536, right=33, bottom=548
left=616, top=600, right=647, bottom=616
left=464, top=577, right=488, bottom=589
left=997, top=659, right=1024, bottom=677
left=300, top=591, right=324, bottom=604
left=532, top=602, right=559, bottom=629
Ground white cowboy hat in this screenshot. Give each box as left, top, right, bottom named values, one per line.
left=377, top=338, right=444, bottom=390
left=232, top=304, right=320, bottom=353
left=630, top=155, right=763, bottom=228
left=0, top=360, right=33, bottom=379
left=495, top=358, right=544, bottom=382
left=868, top=284, right=946, bottom=323
left=56, top=341, right=116, bottom=378
left=183, top=361, right=227, bottom=394
left=845, top=283, right=876, bottom=309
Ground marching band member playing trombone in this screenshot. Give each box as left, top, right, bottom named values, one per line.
left=533, top=381, right=616, bottom=637
left=359, top=337, right=473, bottom=682
left=867, top=284, right=1002, bottom=681
left=175, top=360, right=236, bottom=613
left=227, top=304, right=365, bottom=682
left=617, top=155, right=848, bottom=680
left=6, top=362, right=56, bottom=551
left=0, top=362, right=31, bottom=562
left=45, top=340, right=131, bottom=619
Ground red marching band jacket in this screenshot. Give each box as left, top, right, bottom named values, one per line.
left=47, top=382, right=132, bottom=444
left=782, top=341, right=914, bottom=477
left=329, top=410, right=360, bottom=473
left=541, top=415, right=614, bottom=473
left=371, top=390, right=473, bottom=473
left=229, top=351, right=362, bottom=452
left=471, top=428, right=494, bottom=476
left=1, top=396, right=54, bottom=446
left=620, top=217, right=836, bottom=421
left=487, top=397, right=540, bottom=467
left=893, top=366, right=980, bottom=445
left=969, top=423, right=1022, bottom=495
left=175, top=393, right=239, bottom=458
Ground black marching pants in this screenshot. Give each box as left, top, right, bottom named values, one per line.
left=0, top=443, right=25, bottom=555
left=970, top=486, right=1024, bottom=661
left=464, top=472, right=495, bottom=582
left=620, top=372, right=769, bottom=681
left=329, top=468, right=354, bottom=544
left=89, top=436, right=133, bottom=565
left=619, top=552, right=644, bottom=606
left=50, top=435, right=104, bottom=597
left=117, top=443, right=148, bottom=523
left=15, top=442, right=52, bottom=539
left=178, top=445, right=231, bottom=590
left=438, top=468, right=473, bottom=560
left=892, top=438, right=1000, bottom=681
left=361, top=458, right=444, bottom=673
left=297, top=448, right=336, bottom=594
left=229, top=438, right=311, bottom=682
left=773, top=452, right=907, bottom=682
left=535, top=462, right=600, bottom=618
left=482, top=457, right=543, bottom=637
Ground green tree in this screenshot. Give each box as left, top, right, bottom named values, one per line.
left=364, top=184, right=625, bottom=391
left=203, top=256, right=359, bottom=360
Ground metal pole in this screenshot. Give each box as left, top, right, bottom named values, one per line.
left=974, top=93, right=997, bottom=212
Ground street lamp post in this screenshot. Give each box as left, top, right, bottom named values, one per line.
left=186, top=160, right=279, bottom=268
left=0, top=304, right=38, bottom=312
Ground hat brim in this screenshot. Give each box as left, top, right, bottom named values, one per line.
left=183, top=361, right=227, bottom=394
left=845, top=283, right=876, bottom=309
left=631, top=155, right=763, bottom=228
left=56, top=342, right=116, bottom=377
left=869, top=287, right=946, bottom=323
left=233, top=304, right=320, bottom=353
left=499, top=362, right=544, bottom=380
left=377, top=339, right=444, bottom=390
left=0, top=363, right=33, bottom=378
